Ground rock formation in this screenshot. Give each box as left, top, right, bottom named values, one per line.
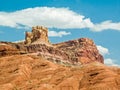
left=0, top=42, right=27, bottom=57
left=25, top=26, right=49, bottom=45
left=0, top=26, right=120, bottom=90
left=0, top=43, right=20, bottom=56
left=0, top=55, right=119, bottom=90
left=0, top=26, right=103, bottom=65
left=54, top=38, right=103, bottom=64
left=25, top=38, right=103, bottom=65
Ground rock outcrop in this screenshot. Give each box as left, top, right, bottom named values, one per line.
left=0, top=26, right=104, bottom=65
left=54, top=38, right=103, bottom=64
left=25, top=26, right=49, bottom=45
left=0, top=42, right=27, bottom=57
left=0, top=43, right=20, bottom=56
left=0, top=55, right=119, bottom=90
left=0, top=26, right=120, bottom=90
left=25, top=38, right=103, bottom=65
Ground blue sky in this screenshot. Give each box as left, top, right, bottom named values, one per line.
left=0, top=0, right=120, bottom=66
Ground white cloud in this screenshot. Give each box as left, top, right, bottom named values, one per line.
left=48, top=31, right=71, bottom=37
left=104, top=58, right=120, bottom=67
left=91, top=21, right=120, bottom=32
left=0, top=7, right=120, bottom=31
left=97, top=45, right=120, bottom=67
left=0, top=7, right=94, bottom=29
left=97, top=45, right=109, bottom=56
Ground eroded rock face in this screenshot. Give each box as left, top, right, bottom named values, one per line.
left=0, top=42, right=27, bottom=57
left=25, top=38, right=104, bottom=65
left=53, top=38, right=104, bottom=64
left=0, top=26, right=104, bottom=65
left=0, top=26, right=119, bottom=90
left=0, top=55, right=119, bottom=90
left=0, top=44, right=20, bottom=56
left=25, top=26, right=49, bottom=45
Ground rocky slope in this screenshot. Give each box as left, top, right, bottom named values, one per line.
left=0, top=26, right=103, bottom=65
left=0, top=55, right=120, bottom=90
left=0, top=26, right=119, bottom=90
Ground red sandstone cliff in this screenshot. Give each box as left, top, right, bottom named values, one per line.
left=0, top=26, right=104, bottom=65
left=0, top=26, right=119, bottom=90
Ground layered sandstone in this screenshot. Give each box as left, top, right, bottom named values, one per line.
left=0, top=43, right=20, bottom=56
left=0, top=26, right=119, bottom=90
left=24, top=38, right=103, bottom=65
left=54, top=38, right=103, bottom=64
left=0, top=26, right=104, bottom=65
left=25, top=26, right=49, bottom=45
left=0, top=55, right=119, bottom=90
left=0, top=42, right=27, bottom=57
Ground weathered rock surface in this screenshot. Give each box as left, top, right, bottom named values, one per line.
left=25, top=26, right=49, bottom=45
left=0, top=42, right=27, bottom=57
left=0, top=43, right=20, bottom=56
left=54, top=38, right=103, bottom=64
left=0, top=55, right=119, bottom=90
left=0, top=26, right=120, bottom=90
left=24, top=38, right=104, bottom=65
left=0, top=26, right=104, bottom=65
